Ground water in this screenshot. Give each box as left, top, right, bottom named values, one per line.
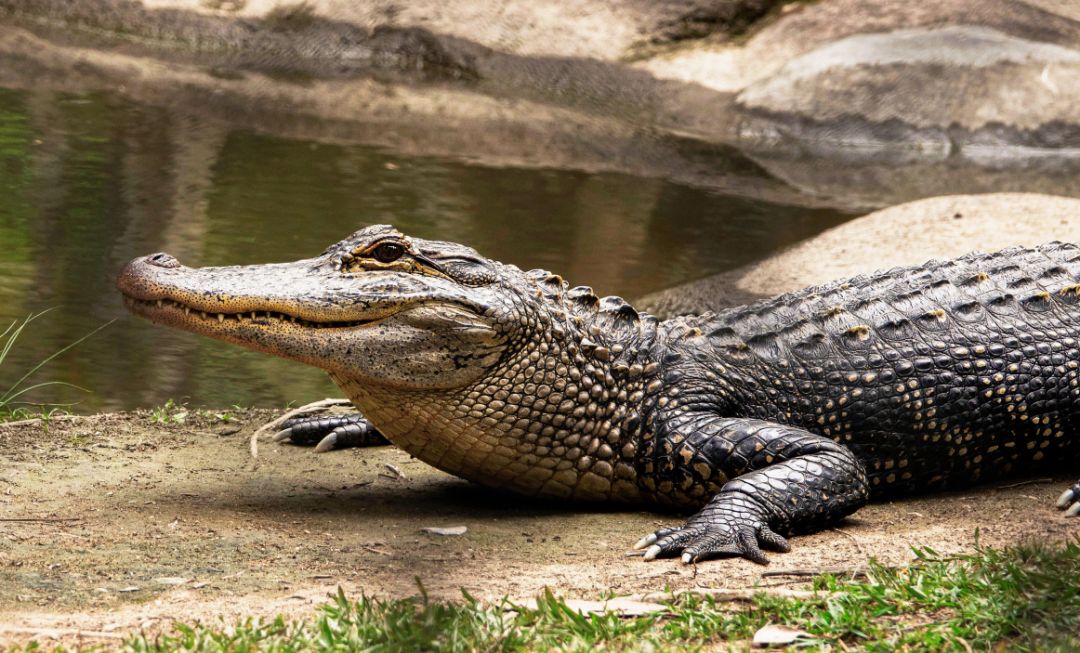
left=0, top=87, right=859, bottom=412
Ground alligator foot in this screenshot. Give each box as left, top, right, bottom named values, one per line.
left=1056, top=482, right=1080, bottom=516
left=632, top=495, right=790, bottom=565
left=274, top=413, right=389, bottom=452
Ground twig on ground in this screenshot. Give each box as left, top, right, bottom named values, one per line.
left=0, top=517, right=81, bottom=523
left=362, top=545, right=392, bottom=556
left=761, top=567, right=867, bottom=579
left=0, top=626, right=124, bottom=640
left=997, top=478, right=1053, bottom=489
left=0, top=414, right=85, bottom=429
left=829, top=527, right=866, bottom=559
left=635, top=587, right=823, bottom=603
left=248, top=398, right=353, bottom=460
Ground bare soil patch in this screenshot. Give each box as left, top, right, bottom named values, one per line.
left=1, top=410, right=1076, bottom=644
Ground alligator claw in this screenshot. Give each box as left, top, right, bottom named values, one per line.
left=314, top=433, right=339, bottom=453
left=1058, top=487, right=1077, bottom=509
left=1057, top=483, right=1080, bottom=516
left=632, top=533, right=658, bottom=550
left=273, top=428, right=295, bottom=443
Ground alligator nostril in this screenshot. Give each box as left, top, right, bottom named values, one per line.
left=146, top=252, right=180, bottom=268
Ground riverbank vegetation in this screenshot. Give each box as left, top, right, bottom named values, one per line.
left=10, top=540, right=1077, bottom=652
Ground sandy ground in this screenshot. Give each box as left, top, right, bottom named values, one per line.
left=1, top=409, right=1076, bottom=646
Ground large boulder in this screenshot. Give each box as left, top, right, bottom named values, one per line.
left=139, top=0, right=783, bottom=60
left=642, top=0, right=1080, bottom=154
left=8, top=0, right=1080, bottom=171
left=637, top=193, right=1080, bottom=317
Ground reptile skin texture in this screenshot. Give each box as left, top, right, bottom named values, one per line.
left=119, top=228, right=1080, bottom=564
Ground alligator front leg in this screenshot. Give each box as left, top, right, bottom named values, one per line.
left=635, top=417, right=869, bottom=564
left=274, top=413, right=390, bottom=452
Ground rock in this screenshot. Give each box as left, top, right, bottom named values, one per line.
left=9, top=0, right=1080, bottom=168
left=736, top=22, right=1080, bottom=155
left=143, top=0, right=780, bottom=60
left=420, top=526, right=467, bottom=536
left=153, top=576, right=188, bottom=586
left=0, top=0, right=480, bottom=81
left=643, top=0, right=1080, bottom=153
left=641, top=0, right=783, bottom=48
left=637, top=193, right=1080, bottom=317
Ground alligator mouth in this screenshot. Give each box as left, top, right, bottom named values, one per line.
left=122, top=296, right=383, bottom=330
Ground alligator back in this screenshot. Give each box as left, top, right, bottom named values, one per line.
left=678, top=242, right=1080, bottom=494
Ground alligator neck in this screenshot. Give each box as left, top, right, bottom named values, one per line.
left=331, top=273, right=663, bottom=502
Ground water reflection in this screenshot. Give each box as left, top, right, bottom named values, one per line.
left=0, top=87, right=852, bottom=411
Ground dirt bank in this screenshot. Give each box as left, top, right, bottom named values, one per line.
left=1, top=409, right=1075, bottom=645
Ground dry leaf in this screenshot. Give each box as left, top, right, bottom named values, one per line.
left=752, top=623, right=812, bottom=647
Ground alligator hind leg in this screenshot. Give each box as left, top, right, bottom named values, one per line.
left=634, top=417, right=870, bottom=564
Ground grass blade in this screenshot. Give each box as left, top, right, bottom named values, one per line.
left=0, top=316, right=114, bottom=406
left=1, top=380, right=91, bottom=404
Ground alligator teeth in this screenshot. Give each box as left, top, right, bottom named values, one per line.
left=184, top=306, right=190, bottom=315
left=157, top=300, right=163, bottom=308
left=217, top=313, right=225, bottom=323
left=251, top=312, right=257, bottom=320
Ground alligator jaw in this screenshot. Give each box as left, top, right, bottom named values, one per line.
left=116, top=253, right=402, bottom=347
left=120, top=294, right=385, bottom=333
left=116, top=248, right=505, bottom=388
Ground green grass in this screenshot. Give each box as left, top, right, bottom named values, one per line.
left=149, top=399, right=239, bottom=425
left=0, top=310, right=113, bottom=422
left=10, top=539, right=1079, bottom=652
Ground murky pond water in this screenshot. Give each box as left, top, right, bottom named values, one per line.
left=0, top=87, right=858, bottom=412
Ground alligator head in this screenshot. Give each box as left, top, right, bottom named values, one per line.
left=118, top=224, right=656, bottom=501
left=119, top=225, right=511, bottom=391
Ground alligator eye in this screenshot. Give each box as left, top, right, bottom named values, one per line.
left=372, top=242, right=405, bottom=263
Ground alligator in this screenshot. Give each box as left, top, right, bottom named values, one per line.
left=117, top=225, right=1080, bottom=564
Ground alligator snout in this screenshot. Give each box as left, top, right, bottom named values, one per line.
left=116, top=252, right=182, bottom=300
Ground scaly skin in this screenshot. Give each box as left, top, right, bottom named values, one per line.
left=117, top=225, right=1080, bottom=564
